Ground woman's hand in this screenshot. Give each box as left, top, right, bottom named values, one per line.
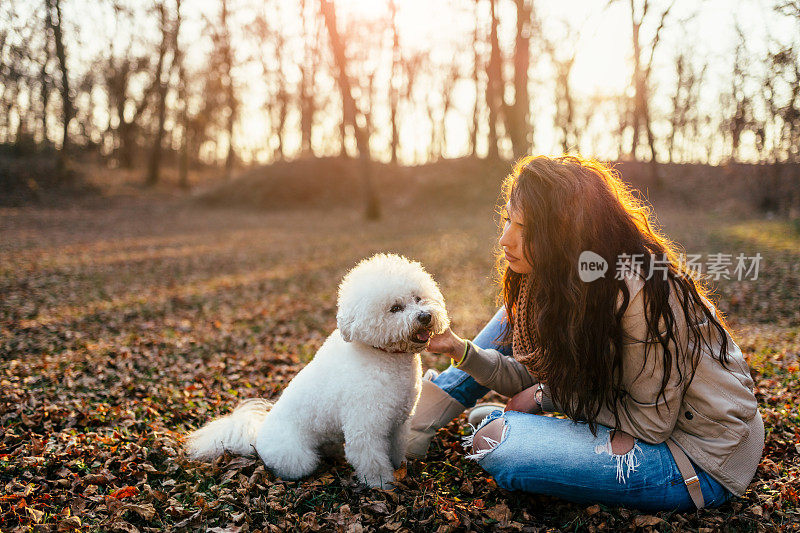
left=427, top=328, right=468, bottom=362
left=505, top=384, right=543, bottom=414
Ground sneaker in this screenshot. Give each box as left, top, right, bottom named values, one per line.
left=423, top=369, right=439, bottom=381
left=467, top=403, right=506, bottom=427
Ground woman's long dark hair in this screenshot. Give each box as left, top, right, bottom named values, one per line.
left=497, top=155, right=732, bottom=435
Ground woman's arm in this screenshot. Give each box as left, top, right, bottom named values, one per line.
left=428, top=328, right=538, bottom=398
left=505, top=384, right=543, bottom=414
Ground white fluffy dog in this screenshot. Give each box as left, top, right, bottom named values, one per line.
left=185, top=253, right=449, bottom=488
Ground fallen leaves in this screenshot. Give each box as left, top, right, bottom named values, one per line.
left=1, top=196, right=799, bottom=532
left=56, top=515, right=82, bottom=531
left=107, top=486, right=139, bottom=500
left=485, top=502, right=512, bottom=523
left=632, top=514, right=664, bottom=527
left=124, top=502, right=157, bottom=520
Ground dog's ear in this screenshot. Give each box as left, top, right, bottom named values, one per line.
left=337, top=311, right=353, bottom=343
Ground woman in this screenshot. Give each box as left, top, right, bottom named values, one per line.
left=409, top=155, right=763, bottom=512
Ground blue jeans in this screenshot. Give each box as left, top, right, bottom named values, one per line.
left=433, top=308, right=733, bottom=511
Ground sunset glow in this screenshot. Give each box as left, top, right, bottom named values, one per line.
left=1, top=0, right=797, bottom=166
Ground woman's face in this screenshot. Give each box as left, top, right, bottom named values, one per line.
left=499, top=201, right=533, bottom=274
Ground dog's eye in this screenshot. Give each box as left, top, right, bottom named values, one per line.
left=390, top=304, right=404, bottom=313
left=414, top=296, right=421, bottom=303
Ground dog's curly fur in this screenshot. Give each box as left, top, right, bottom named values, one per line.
left=184, top=253, right=449, bottom=488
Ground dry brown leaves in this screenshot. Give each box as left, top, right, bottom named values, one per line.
left=1, top=192, right=799, bottom=532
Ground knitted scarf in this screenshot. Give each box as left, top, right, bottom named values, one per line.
left=511, top=276, right=538, bottom=373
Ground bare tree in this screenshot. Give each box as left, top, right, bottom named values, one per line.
left=612, top=0, right=673, bottom=184
left=43, top=0, right=72, bottom=177
left=73, top=69, right=100, bottom=150
left=272, top=4, right=288, bottom=160
left=504, top=0, right=534, bottom=158
left=469, top=0, right=483, bottom=158
left=38, top=26, right=51, bottom=148
left=0, top=10, right=37, bottom=149
left=439, top=64, right=461, bottom=159
left=249, top=2, right=286, bottom=161
left=542, top=20, right=579, bottom=154
left=484, top=0, right=535, bottom=160
left=667, top=46, right=706, bottom=162
left=104, top=52, right=154, bottom=169
left=319, top=0, right=379, bottom=219
left=401, top=51, right=426, bottom=162
left=425, top=93, right=438, bottom=161
left=299, top=0, right=319, bottom=158
left=197, top=0, right=239, bottom=177
left=176, top=53, right=190, bottom=189
left=171, top=2, right=190, bottom=189
left=219, top=0, right=236, bottom=179
left=386, top=0, right=401, bottom=163
left=720, top=24, right=754, bottom=162
left=769, top=46, right=800, bottom=161
left=485, top=0, right=503, bottom=160
left=146, top=0, right=182, bottom=186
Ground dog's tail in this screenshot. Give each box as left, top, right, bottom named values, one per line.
left=184, top=398, right=272, bottom=461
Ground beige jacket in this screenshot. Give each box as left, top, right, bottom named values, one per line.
left=457, top=275, right=763, bottom=497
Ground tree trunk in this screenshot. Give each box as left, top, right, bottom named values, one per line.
left=388, top=0, right=400, bottom=164
left=44, top=0, right=72, bottom=179
left=299, top=73, right=314, bottom=158
left=628, top=0, right=669, bottom=185
left=440, top=97, right=450, bottom=159
left=339, top=117, right=348, bottom=157
left=39, top=48, right=50, bottom=148
left=221, top=0, right=236, bottom=180
left=276, top=86, right=287, bottom=160
left=146, top=1, right=177, bottom=187
left=319, top=0, right=380, bottom=220
left=485, top=0, right=502, bottom=160
left=643, top=97, right=661, bottom=186
left=426, top=99, right=437, bottom=161
left=470, top=1, right=480, bottom=158
left=629, top=0, right=642, bottom=161
left=507, top=0, right=532, bottom=158
left=178, top=128, right=189, bottom=189
left=175, top=5, right=189, bottom=190
left=299, top=0, right=316, bottom=157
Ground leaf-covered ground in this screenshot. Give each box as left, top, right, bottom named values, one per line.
left=1, top=190, right=799, bottom=532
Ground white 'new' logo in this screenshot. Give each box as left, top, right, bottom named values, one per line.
left=578, top=251, right=608, bottom=282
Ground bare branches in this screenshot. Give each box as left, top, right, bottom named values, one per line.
left=644, top=2, right=674, bottom=81
left=1, top=0, right=800, bottom=185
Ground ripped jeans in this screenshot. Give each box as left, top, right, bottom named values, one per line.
left=432, top=308, right=733, bottom=512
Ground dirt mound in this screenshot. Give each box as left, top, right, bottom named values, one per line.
left=0, top=147, right=96, bottom=206
left=197, top=156, right=799, bottom=216
left=195, top=156, right=510, bottom=211
left=615, top=161, right=800, bottom=217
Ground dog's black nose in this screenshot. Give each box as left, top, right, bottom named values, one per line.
left=417, top=311, right=432, bottom=325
